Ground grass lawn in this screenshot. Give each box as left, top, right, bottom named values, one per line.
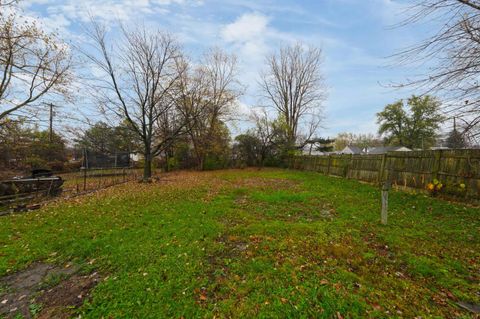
left=0, top=168, right=479, bottom=318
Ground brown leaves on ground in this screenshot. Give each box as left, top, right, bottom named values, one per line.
left=0, top=263, right=100, bottom=319
left=36, top=272, right=100, bottom=319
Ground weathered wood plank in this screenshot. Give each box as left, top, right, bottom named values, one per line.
left=290, top=149, right=480, bottom=200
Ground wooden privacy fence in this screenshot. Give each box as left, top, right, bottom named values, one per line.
left=288, top=149, right=480, bottom=200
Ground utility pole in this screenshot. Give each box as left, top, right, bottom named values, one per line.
left=49, top=103, right=54, bottom=143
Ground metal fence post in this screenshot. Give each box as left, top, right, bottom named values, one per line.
left=83, top=168, right=87, bottom=192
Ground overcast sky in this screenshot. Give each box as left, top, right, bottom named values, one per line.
left=19, top=0, right=437, bottom=137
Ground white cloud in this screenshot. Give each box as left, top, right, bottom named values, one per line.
left=220, top=13, right=271, bottom=98
left=221, top=12, right=269, bottom=43
left=22, top=0, right=204, bottom=25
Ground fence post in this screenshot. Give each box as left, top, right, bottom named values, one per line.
left=327, top=155, right=332, bottom=176
left=83, top=168, right=87, bottom=191
left=35, top=178, right=40, bottom=198
left=344, top=154, right=352, bottom=178
left=378, top=153, right=387, bottom=184
left=381, top=181, right=390, bottom=225
left=432, top=150, right=442, bottom=181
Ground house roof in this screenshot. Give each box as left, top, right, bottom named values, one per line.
left=367, top=146, right=411, bottom=154
left=341, top=145, right=363, bottom=154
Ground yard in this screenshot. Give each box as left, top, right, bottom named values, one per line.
left=0, top=168, right=478, bottom=318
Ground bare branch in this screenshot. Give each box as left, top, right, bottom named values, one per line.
left=393, top=0, right=480, bottom=142
left=259, top=43, right=327, bottom=145
left=0, top=7, right=72, bottom=122
left=83, top=20, right=186, bottom=179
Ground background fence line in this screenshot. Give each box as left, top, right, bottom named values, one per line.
left=288, top=149, right=480, bottom=200
left=0, top=167, right=142, bottom=214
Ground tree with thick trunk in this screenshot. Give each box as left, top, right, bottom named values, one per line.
left=84, top=21, right=185, bottom=180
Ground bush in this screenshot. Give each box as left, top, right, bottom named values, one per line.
left=167, top=157, right=179, bottom=171
left=63, top=160, right=82, bottom=172
left=203, top=155, right=229, bottom=170
left=426, top=178, right=443, bottom=196
left=47, top=160, right=65, bottom=172
left=25, top=156, right=48, bottom=169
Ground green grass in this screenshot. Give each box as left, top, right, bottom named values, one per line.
left=0, top=168, right=478, bottom=318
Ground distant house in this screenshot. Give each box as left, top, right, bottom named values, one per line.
left=301, top=145, right=324, bottom=156
left=367, top=146, right=411, bottom=154
left=340, top=145, right=364, bottom=155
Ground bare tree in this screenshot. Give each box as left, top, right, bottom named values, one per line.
left=0, top=0, right=17, bottom=8
left=0, top=1, right=72, bottom=122
left=83, top=21, right=185, bottom=180
left=260, top=43, right=326, bottom=147
left=250, top=109, right=276, bottom=166
left=394, top=0, right=480, bottom=142
left=176, top=49, right=242, bottom=170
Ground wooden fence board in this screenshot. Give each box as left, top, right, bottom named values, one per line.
left=289, top=149, right=480, bottom=200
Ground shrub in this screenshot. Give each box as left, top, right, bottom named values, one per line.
left=47, top=160, right=65, bottom=172
left=25, top=156, right=48, bottom=169
left=426, top=178, right=443, bottom=196
left=63, top=160, right=82, bottom=172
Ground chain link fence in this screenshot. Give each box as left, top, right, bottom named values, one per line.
left=0, top=167, right=142, bottom=215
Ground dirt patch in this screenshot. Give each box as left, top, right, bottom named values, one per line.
left=200, top=234, right=251, bottom=305
left=36, top=272, right=100, bottom=319
left=281, top=203, right=336, bottom=222
left=233, top=177, right=300, bottom=191
left=362, top=232, right=396, bottom=260
left=0, top=263, right=99, bottom=319
left=238, top=199, right=337, bottom=223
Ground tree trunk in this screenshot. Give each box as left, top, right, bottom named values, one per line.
left=164, top=152, right=169, bottom=173
left=143, top=153, right=152, bottom=181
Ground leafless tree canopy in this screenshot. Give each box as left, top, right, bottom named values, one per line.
left=395, top=0, right=480, bottom=142
left=0, top=0, right=17, bottom=8
left=0, top=2, right=72, bottom=122
left=176, top=49, right=242, bottom=169
left=249, top=109, right=276, bottom=164
left=83, top=21, right=185, bottom=179
left=260, top=43, right=326, bottom=146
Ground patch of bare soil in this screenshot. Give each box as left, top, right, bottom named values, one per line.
left=35, top=272, right=100, bottom=319
left=233, top=177, right=300, bottom=191
left=0, top=263, right=99, bottom=319
left=199, top=234, right=249, bottom=305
